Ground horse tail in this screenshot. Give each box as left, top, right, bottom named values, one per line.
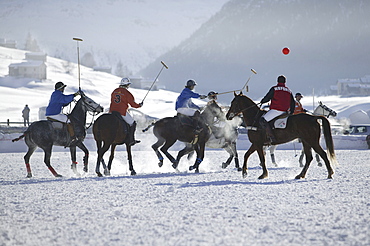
left=142, top=121, right=155, bottom=132
left=317, top=116, right=338, bottom=166
left=12, top=134, right=25, bottom=142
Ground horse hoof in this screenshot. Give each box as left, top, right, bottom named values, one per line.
left=195, top=169, right=199, bottom=173
left=258, top=175, right=267, bottom=179
left=83, top=165, right=88, bottom=172
left=172, top=162, right=178, bottom=169
left=222, top=162, right=229, bottom=169
left=242, top=172, right=247, bottom=178
left=158, top=161, right=163, bottom=167
left=104, top=169, right=110, bottom=176
left=55, top=174, right=63, bottom=178
left=96, top=172, right=103, bottom=177
left=131, top=170, right=137, bottom=176
left=26, top=173, right=32, bottom=178
left=189, top=166, right=195, bottom=171
left=318, top=163, right=323, bottom=167
left=295, top=175, right=303, bottom=179
left=237, top=167, right=242, bottom=172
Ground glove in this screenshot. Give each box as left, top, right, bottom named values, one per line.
left=74, top=91, right=80, bottom=97
left=139, top=102, right=143, bottom=107
left=199, top=95, right=207, bottom=99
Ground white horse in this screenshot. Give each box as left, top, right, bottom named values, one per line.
left=264, top=101, right=337, bottom=167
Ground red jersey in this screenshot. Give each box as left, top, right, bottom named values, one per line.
left=109, top=87, right=141, bottom=116
left=270, top=83, right=293, bottom=111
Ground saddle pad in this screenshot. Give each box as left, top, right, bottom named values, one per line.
left=51, top=121, right=64, bottom=129
left=274, top=117, right=288, bottom=129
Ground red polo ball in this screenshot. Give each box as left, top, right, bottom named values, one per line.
left=282, top=47, right=290, bottom=55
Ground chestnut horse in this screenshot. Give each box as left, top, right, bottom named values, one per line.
left=226, top=92, right=336, bottom=179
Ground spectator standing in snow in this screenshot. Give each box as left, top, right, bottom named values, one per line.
left=22, top=104, right=30, bottom=126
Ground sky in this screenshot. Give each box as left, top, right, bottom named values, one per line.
left=0, top=0, right=229, bottom=74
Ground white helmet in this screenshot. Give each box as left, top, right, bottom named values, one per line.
left=120, top=77, right=131, bottom=86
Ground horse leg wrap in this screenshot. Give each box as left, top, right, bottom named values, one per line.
left=196, top=158, right=203, bottom=165
left=48, top=166, right=59, bottom=177
left=25, top=163, right=32, bottom=176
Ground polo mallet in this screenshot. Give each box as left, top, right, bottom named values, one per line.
left=73, top=37, right=83, bottom=90
left=242, top=68, right=257, bottom=92
left=141, top=61, right=168, bottom=104
left=216, top=68, right=257, bottom=95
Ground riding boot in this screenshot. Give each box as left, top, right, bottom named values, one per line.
left=192, top=111, right=203, bottom=134
left=259, top=117, right=276, bottom=144
left=128, top=121, right=140, bottom=146
left=66, top=123, right=78, bottom=147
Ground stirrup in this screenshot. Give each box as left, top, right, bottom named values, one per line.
left=129, top=140, right=141, bottom=146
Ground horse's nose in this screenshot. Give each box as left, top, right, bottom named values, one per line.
left=227, top=113, right=234, bottom=120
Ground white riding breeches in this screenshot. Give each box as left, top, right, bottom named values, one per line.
left=262, top=109, right=285, bottom=122
left=121, top=112, right=134, bottom=126
left=176, top=107, right=198, bottom=117
left=46, top=114, right=70, bottom=123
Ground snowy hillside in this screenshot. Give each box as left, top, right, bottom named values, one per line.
left=141, top=0, right=370, bottom=102
left=0, top=46, right=207, bottom=123
left=0, top=0, right=229, bottom=74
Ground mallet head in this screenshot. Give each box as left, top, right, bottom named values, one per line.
left=161, top=61, right=169, bottom=69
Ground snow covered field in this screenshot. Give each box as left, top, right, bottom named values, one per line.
left=1, top=148, right=369, bottom=246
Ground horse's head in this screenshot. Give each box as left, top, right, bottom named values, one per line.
left=80, top=92, right=104, bottom=114
left=226, top=92, right=253, bottom=120
left=315, top=101, right=337, bottom=118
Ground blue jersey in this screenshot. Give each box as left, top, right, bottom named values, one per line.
left=45, top=90, right=74, bottom=116
left=175, top=88, right=200, bottom=110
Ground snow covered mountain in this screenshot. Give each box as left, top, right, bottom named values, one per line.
left=0, top=0, right=229, bottom=74
left=140, top=0, right=370, bottom=102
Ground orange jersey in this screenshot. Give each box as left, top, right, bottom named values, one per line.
left=294, top=101, right=305, bottom=114
left=109, top=87, right=141, bottom=116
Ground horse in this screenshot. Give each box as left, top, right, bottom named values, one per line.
left=185, top=100, right=242, bottom=171
left=226, top=92, right=337, bottom=179
left=12, top=92, right=103, bottom=178
left=92, top=111, right=136, bottom=177
left=143, top=107, right=212, bottom=173
left=265, top=101, right=337, bottom=167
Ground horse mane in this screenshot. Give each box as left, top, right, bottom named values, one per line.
left=235, top=92, right=261, bottom=112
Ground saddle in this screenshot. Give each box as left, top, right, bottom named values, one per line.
left=46, top=117, right=66, bottom=129
left=176, top=113, right=196, bottom=128
left=176, top=113, right=203, bottom=144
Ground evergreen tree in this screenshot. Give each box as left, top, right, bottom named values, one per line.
left=81, top=52, right=96, bottom=68
left=24, top=32, right=40, bottom=52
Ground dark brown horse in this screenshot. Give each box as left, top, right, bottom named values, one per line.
left=226, top=92, right=337, bottom=179
left=143, top=111, right=211, bottom=173
left=92, top=111, right=136, bottom=177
